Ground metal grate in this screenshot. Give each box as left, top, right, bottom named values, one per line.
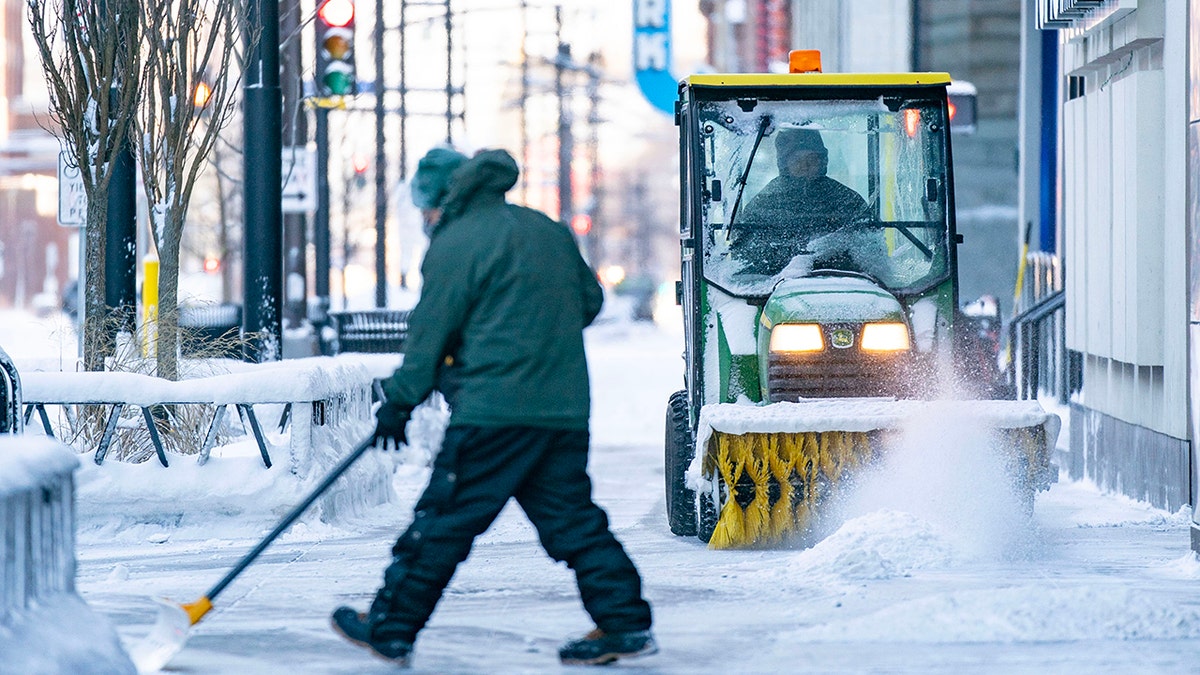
left=327, top=310, right=412, bottom=354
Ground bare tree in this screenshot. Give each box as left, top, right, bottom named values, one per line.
left=27, top=0, right=142, bottom=371
left=138, top=0, right=247, bottom=380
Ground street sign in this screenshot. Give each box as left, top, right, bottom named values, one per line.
left=634, top=0, right=674, bottom=115
left=282, top=146, right=317, bottom=213
left=57, top=152, right=86, bottom=226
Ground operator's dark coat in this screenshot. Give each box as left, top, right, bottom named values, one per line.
left=735, top=175, right=871, bottom=275
left=369, top=149, right=652, bottom=646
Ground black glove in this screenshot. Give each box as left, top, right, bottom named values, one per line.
left=372, top=403, right=410, bottom=451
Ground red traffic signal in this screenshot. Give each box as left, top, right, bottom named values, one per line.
left=317, top=0, right=354, bottom=27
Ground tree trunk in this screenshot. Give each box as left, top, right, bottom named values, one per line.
left=155, top=212, right=183, bottom=381
left=83, top=196, right=109, bottom=372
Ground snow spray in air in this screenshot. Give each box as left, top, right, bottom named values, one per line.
left=835, top=403, right=1035, bottom=561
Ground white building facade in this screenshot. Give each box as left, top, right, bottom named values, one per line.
left=1037, top=1, right=1198, bottom=542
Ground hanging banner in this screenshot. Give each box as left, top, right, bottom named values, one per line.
left=633, top=0, right=675, bottom=115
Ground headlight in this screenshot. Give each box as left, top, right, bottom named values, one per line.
left=769, top=324, right=824, bottom=352
left=860, top=322, right=911, bottom=351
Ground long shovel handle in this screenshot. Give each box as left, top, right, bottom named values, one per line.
left=129, top=436, right=382, bottom=674
left=203, top=435, right=377, bottom=604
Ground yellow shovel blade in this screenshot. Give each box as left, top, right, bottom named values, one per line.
left=127, top=596, right=212, bottom=673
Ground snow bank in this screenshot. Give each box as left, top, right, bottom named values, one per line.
left=0, top=436, right=78, bottom=495
left=789, top=586, right=1200, bottom=643
left=0, top=437, right=135, bottom=674
left=1, top=594, right=134, bottom=674
left=1041, top=479, right=1190, bottom=530
left=784, top=510, right=958, bottom=582
left=1156, top=553, right=1200, bottom=580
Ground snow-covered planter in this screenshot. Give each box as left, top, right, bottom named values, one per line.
left=21, top=353, right=405, bottom=471
left=21, top=354, right=445, bottom=526
left=0, top=437, right=134, bottom=673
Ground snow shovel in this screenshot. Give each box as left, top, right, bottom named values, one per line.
left=128, top=434, right=378, bottom=673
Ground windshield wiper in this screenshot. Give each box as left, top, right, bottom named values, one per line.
left=886, top=221, right=934, bottom=260
left=727, top=115, right=771, bottom=231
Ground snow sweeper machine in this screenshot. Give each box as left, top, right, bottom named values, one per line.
left=665, top=51, right=1061, bottom=549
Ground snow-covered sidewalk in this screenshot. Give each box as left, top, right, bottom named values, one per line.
left=6, top=313, right=1200, bottom=673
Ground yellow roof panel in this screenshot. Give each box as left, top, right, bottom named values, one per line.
left=685, top=73, right=953, bottom=87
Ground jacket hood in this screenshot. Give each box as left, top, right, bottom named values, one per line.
left=439, top=149, right=520, bottom=224
left=411, top=147, right=468, bottom=210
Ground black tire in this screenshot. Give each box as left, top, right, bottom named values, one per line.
left=697, top=487, right=718, bottom=544
left=665, top=390, right=697, bottom=536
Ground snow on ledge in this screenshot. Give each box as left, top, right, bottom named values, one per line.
left=0, top=435, right=79, bottom=496
left=20, top=353, right=403, bottom=406
left=699, top=399, right=1057, bottom=436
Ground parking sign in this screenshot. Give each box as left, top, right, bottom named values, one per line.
left=57, top=152, right=87, bottom=226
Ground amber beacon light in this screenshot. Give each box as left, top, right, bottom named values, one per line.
left=788, top=50, right=823, bottom=74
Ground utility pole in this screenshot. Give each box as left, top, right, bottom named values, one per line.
left=444, top=0, right=454, bottom=142
left=105, top=134, right=136, bottom=337
left=314, top=107, right=331, bottom=325
left=282, top=0, right=308, bottom=329
left=585, top=50, right=602, bottom=265
left=399, top=1, right=408, bottom=179
left=554, top=6, right=572, bottom=223
left=242, top=0, right=283, bottom=361
left=374, top=0, right=387, bottom=308
left=104, top=0, right=136, bottom=346
left=519, top=0, right=529, bottom=201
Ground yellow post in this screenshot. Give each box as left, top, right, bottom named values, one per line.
left=143, top=254, right=159, bottom=358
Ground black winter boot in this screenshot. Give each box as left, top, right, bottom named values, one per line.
left=558, top=628, right=658, bottom=665
left=330, top=606, right=413, bottom=666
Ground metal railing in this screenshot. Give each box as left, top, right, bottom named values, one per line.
left=1006, top=251, right=1082, bottom=403
left=1008, top=285, right=1084, bottom=401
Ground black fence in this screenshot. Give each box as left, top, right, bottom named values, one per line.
left=327, top=310, right=412, bottom=354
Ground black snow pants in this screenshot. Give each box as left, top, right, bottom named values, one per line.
left=367, top=425, right=653, bottom=644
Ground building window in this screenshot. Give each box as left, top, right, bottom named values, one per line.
left=1066, top=75, right=1086, bottom=101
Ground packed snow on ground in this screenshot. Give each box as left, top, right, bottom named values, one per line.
left=4, top=310, right=1200, bottom=673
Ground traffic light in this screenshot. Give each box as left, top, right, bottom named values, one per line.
left=315, top=0, right=357, bottom=97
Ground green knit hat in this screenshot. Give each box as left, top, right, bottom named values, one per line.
left=411, top=147, right=468, bottom=209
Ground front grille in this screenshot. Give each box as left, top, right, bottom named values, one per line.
left=767, top=325, right=912, bottom=400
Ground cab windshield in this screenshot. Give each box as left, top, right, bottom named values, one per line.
left=697, top=96, right=950, bottom=296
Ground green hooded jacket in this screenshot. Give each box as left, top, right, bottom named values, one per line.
left=380, top=149, right=604, bottom=430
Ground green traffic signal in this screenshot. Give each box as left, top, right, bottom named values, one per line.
left=323, top=69, right=355, bottom=96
